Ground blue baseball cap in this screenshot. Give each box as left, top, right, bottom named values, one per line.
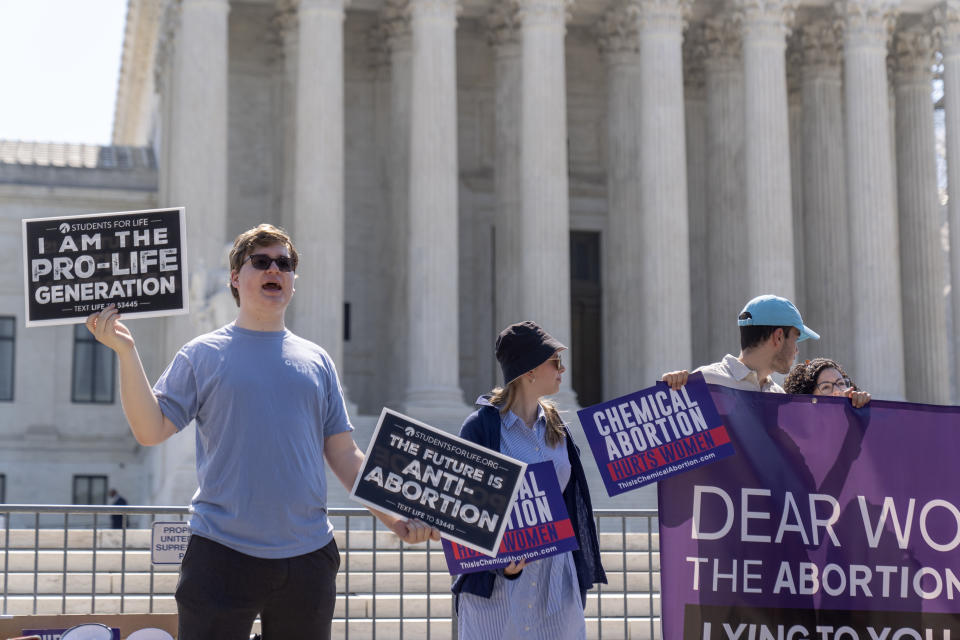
left=737, top=295, right=820, bottom=342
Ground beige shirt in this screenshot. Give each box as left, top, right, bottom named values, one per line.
left=695, top=354, right=785, bottom=393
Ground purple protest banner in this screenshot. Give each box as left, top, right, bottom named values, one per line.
left=576, top=373, right=733, bottom=497
left=659, top=384, right=960, bottom=639
left=441, top=461, right=578, bottom=575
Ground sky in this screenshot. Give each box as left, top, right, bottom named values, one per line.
left=0, top=0, right=128, bottom=145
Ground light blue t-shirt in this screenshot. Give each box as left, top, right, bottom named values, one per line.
left=153, top=323, right=353, bottom=559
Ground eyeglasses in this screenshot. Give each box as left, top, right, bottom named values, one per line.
left=816, top=377, right=852, bottom=394
left=547, top=355, right=563, bottom=369
left=244, top=253, right=295, bottom=272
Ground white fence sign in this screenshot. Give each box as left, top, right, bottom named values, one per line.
left=151, top=522, right=191, bottom=564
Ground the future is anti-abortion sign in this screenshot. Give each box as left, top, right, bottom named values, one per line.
left=577, top=373, right=733, bottom=497
left=442, top=461, right=579, bottom=574
left=351, top=409, right=526, bottom=555
left=659, top=385, right=960, bottom=640
left=22, top=208, right=188, bottom=326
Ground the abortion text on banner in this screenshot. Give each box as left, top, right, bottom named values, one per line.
left=576, top=372, right=733, bottom=497
left=658, top=386, right=960, bottom=640
left=22, top=208, right=188, bottom=326
left=351, top=408, right=527, bottom=556
left=151, top=521, right=191, bottom=564
left=441, top=461, right=579, bottom=574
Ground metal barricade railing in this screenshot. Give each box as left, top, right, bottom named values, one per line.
left=0, top=505, right=661, bottom=640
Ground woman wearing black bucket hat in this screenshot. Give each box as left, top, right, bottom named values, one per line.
left=450, top=321, right=606, bottom=640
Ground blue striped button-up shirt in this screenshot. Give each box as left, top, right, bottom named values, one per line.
left=456, top=398, right=586, bottom=640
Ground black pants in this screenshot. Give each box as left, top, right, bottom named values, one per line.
left=175, top=534, right=340, bottom=640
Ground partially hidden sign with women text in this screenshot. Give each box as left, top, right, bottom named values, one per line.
left=441, top=461, right=579, bottom=574
left=659, top=386, right=960, bottom=639
left=351, top=409, right=527, bottom=556
left=22, top=208, right=188, bottom=326
left=577, top=373, right=733, bottom=496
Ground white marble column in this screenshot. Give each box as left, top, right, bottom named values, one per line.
left=838, top=0, right=905, bottom=399
left=154, top=0, right=230, bottom=505
left=273, top=1, right=298, bottom=234
left=787, top=39, right=805, bottom=319
left=291, top=0, right=347, bottom=372
left=365, top=12, right=402, bottom=409
left=517, top=0, right=577, bottom=405
left=684, top=25, right=710, bottom=367
left=382, top=1, right=413, bottom=408
left=598, top=6, right=642, bottom=397
left=799, top=19, right=853, bottom=370
left=489, top=1, right=523, bottom=343
left=164, top=0, right=229, bottom=276
left=893, top=28, right=950, bottom=404
left=736, top=0, right=797, bottom=299
left=937, top=0, right=960, bottom=401
left=633, top=0, right=692, bottom=387
left=704, top=16, right=748, bottom=360
left=404, top=0, right=466, bottom=421
left=888, top=56, right=900, bottom=228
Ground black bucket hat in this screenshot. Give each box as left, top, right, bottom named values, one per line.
left=495, top=321, right=566, bottom=384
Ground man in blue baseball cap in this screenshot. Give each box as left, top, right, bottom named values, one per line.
left=662, top=294, right=819, bottom=393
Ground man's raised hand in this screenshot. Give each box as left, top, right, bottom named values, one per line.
left=86, top=304, right=135, bottom=354
left=661, top=370, right=690, bottom=390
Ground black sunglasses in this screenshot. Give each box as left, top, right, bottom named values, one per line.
left=244, top=253, right=296, bottom=272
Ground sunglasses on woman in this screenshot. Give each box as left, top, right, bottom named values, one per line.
left=244, top=253, right=296, bottom=272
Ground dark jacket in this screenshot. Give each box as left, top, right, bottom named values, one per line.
left=451, top=404, right=607, bottom=609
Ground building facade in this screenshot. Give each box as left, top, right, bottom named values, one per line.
left=1, top=0, right=956, bottom=506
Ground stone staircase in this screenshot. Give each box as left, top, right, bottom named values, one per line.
left=1, top=527, right=662, bottom=639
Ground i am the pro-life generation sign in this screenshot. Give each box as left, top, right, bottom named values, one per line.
left=441, top=461, right=579, bottom=574
left=22, top=208, right=188, bottom=327
left=577, top=372, right=733, bottom=497
left=351, top=409, right=527, bottom=556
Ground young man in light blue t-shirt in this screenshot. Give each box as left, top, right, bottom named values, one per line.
left=86, top=223, right=437, bottom=640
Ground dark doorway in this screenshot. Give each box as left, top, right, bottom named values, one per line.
left=570, top=231, right=602, bottom=407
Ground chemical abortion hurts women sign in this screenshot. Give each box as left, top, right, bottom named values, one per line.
left=577, top=372, right=733, bottom=496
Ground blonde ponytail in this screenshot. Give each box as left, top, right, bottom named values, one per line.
left=489, top=380, right=566, bottom=448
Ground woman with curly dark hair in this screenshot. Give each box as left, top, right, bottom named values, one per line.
left=784, top=357, right=871, bottom=407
